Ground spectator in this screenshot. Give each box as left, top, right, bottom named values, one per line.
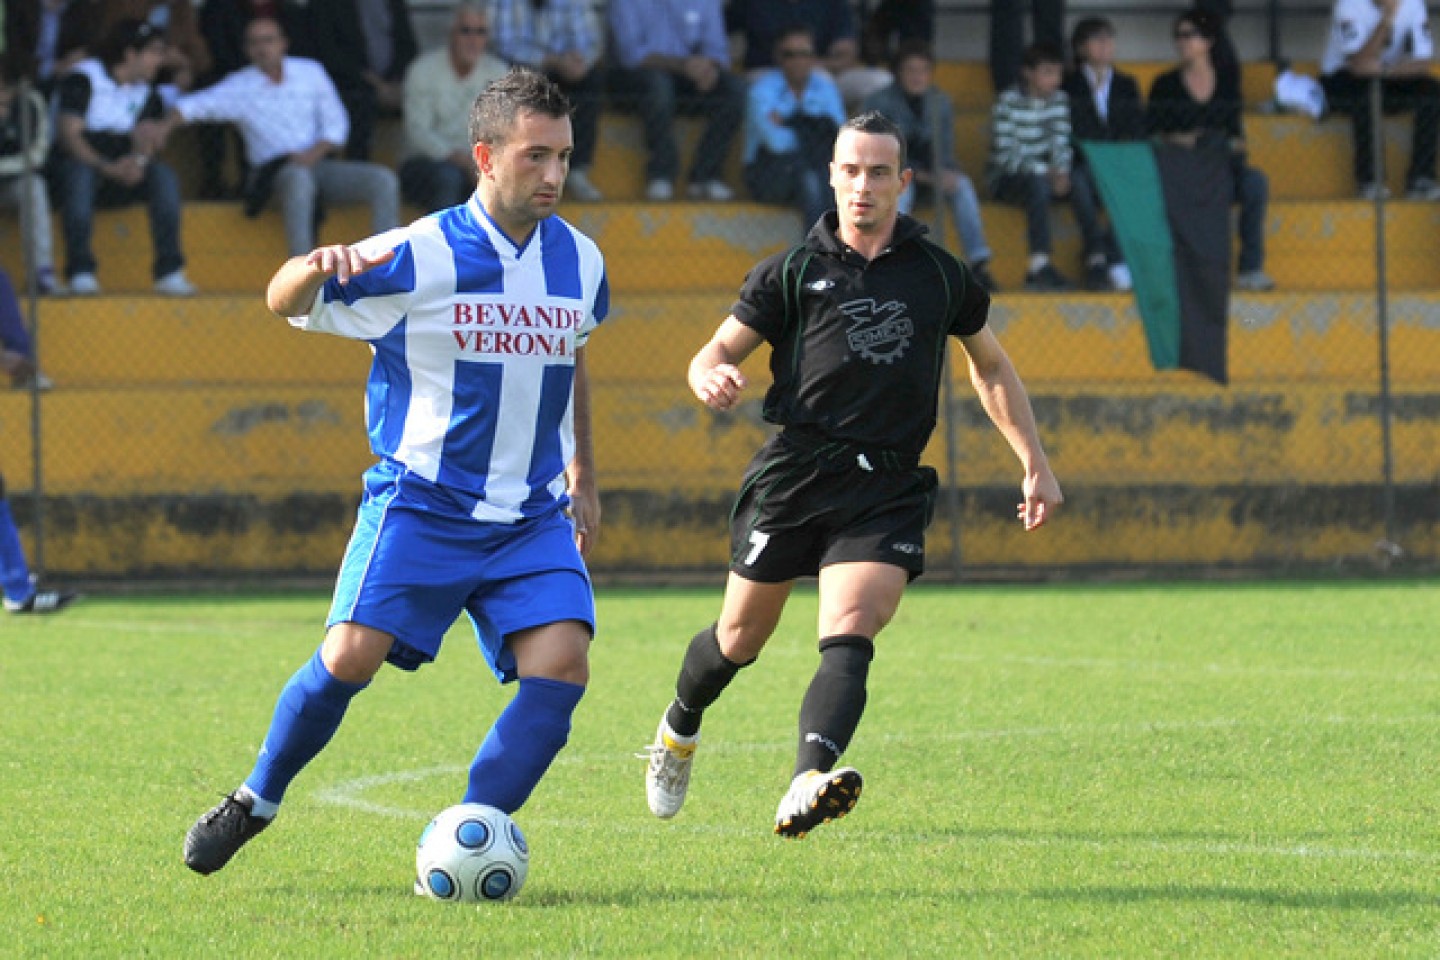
left=52, top=18, right=195, bottom=296
left=196, top=0, right=312, bottom=200
left=985, top=42, right=1082, bottom=292
left=99, top=0, right=212, bottom=93
left=863, top=41, right=998, bottom=292
left=728, top=0, right=890, bottom=109
left=609, top=0, right=743, bottom=201
left=399, top=2, right=506, bottom=213
left=4, top=0, right=99, bottom=90
left=488, top=0, right=604, bottom=201
left=0, top=266, right=52, bottom=388
left=860, top=0, right=935, bottom=70
left=990, top=0, right=1064, bottom=93
left=1320, top=0, right=1440, bottom=200
left=1062, top=16, right=1142, bottom=291
left=0, top=444, right=75, bottom=613
left=742, top=25, right=844, bottom=229
left=167, top=17, right=399, bottom=257
left=308, top=0, right=416, bottom=161
left=0, top=59, right=59, bottom=294
left=1148, top=7, right=1274, bottom=291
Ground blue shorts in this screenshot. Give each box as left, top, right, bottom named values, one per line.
left=327, top=466, right=595, bottom=682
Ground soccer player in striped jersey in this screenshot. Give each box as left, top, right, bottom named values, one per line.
left=184, top=69, right=610, bottom=879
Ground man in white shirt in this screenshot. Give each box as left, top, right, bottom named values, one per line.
left=167, top=17, right=399, bottom=255
left=399, top=2, right=508, bottom=213
left=1321, top=0, right=1440, bottom=199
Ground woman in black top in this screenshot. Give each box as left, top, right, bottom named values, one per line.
left=1147, top=6, right=1274, bottom=292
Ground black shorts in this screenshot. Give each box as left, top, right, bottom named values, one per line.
left=728, top=431, right=939, bottom=583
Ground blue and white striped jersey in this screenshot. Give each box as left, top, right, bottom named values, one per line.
left=292, top=195, right=610, bottom=523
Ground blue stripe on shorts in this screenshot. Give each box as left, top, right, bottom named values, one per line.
left=328, top=463, right=594, bottom=682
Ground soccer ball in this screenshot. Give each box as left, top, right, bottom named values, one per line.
left=415, top=803, right=529, bottom=903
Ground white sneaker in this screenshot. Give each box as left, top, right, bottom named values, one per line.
left=1108, top=263, right=1133, bottom=292
left=69, top=273, right=100, bottom=296
left=685, top=179, right=735, bottom=202
left=567, top=169, right=603, bottom=202
left=154, top=270, right=198, bottom=296
left=639, top=719, right=698, bottom=819
left=1234, top=269, right=1276, bottom=292
left=774, top=767, right=862, bottom=839
left=645, top=179, right=674, bottom=202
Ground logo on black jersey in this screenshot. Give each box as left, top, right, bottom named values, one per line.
left=841, top=298, right=913, bottom=365
left=806, top=279, right=835, bottom=291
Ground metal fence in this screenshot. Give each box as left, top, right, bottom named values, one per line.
left=2, top=70, right=1436, bottom=584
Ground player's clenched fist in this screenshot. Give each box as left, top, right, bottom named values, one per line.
left=692, top=363, right=747, bottom=411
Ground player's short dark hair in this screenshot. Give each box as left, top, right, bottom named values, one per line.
left=838, top=110, right=907, bottom=172
left=1071, top=16, right=1115, bottom=60
left=1022, top=40, right=1065, bottom=71
left=469, top=67, right=572, bottom=148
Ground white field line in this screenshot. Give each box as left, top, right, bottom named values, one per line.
left=313, top=713, right=1440, bottom=865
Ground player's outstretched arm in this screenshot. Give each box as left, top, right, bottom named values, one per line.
left=959, top=326, right=1063, bottom=530
left=688, top=316, right=763, bottom=411
left=265, top=244, right=397, bottom=318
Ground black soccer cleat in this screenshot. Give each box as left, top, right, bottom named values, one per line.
left=774, top=767, right=863, bottom=839
left=184, top=792, right=272, bottom=875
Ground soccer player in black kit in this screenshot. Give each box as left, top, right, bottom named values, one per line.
left=642, top=111, right=1064, bottom=838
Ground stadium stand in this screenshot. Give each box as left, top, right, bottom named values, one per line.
left=1, top=36, right=1437, bottom=575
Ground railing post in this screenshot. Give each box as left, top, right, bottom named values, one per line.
left=1368, top=76, right=1398, bottom=563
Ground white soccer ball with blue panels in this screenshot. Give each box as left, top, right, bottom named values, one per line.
left=415, top=803, right=529, bottom=903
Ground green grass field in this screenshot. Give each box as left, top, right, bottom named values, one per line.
left=3, top=581, right=1438, bottom=958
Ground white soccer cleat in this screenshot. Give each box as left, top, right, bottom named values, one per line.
left=774, top=767, right=862, bottom=839
left=640, top=719, right=698, bottom=819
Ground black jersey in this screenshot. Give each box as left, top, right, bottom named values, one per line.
left=730, top=212, right=989, bottom=459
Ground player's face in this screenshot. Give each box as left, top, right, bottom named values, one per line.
left=475, top=109, right=574, bottom=239
left=830, top=128, right=909, bottom=234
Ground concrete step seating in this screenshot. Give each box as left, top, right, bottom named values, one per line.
left=10, top=291, right=1436, bottom=496
left=5, top=194, right=1440, bottom=295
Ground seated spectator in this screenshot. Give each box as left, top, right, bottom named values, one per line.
left=742, top=25, right=845, bottom=229
left=196, top=0, right=312, bottom=200
left=52, top=18, right=195, bottom=296
left=728, top=0, right=890, bottom=109
left=861, top=0, right=935, bottom=70
left=864, top=41, right=998, bottom=292
left=0, top=60, right=60, bottom=294
left=0, top=451, right=76, bottom=614
left=167, top=17, right=399, bottom=257
left=609, top=0, right=743, bottom=201
left=3, top=0, right=101, bottom=93
left=1063, top=16, right=1143, bottom=291
left=488, top=0, right=604, bottom=201
left=985, top=42, right=1082, bottom=292
left=308, top=0, right=415, bottom=161
left=99, top=0, right=212, bottom=94
left=1321, top=0, right=1440, bottom=200
left=1148, top=7, right=1274, bottom=291
left=0, top=267, right=53, bottom=389
left=399, top=2, right=507, bottom=213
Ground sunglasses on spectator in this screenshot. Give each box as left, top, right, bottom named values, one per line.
left=779, top=48, right=815, bottom=59
left=1173, top=28, right=1200, bottom=40
left=457, top=26, right=488, bottom=36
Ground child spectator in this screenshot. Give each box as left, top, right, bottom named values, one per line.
left=52, top=18, right=196, bottom=296
left=985, top=42, right=1081, bottom=292
left=864, top=41, right=998, bottom=292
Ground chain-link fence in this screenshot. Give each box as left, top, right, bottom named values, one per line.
left=1, top=65, right=1435, bottom=584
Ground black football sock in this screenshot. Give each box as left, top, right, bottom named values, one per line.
left=665, top=622, right=748, bottom=737
left=794, top=635, right=874, bottom=776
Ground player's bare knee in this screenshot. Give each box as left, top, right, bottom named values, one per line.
left=321, top=624, right=392, bottom=683
left=512, top=621, right=591, bottom=685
